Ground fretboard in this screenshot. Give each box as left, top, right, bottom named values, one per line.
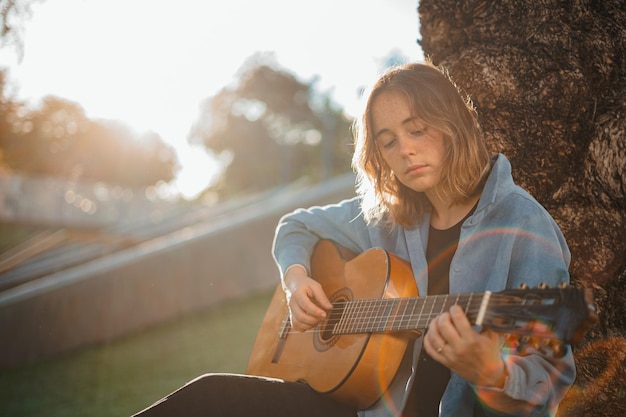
left=327, top=293, right=492, bottom=335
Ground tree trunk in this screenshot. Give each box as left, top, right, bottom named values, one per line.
left=417, top=1, right=626, bottom=415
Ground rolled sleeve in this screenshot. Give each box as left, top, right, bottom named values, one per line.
left=474, top=347, right=576, bottom=416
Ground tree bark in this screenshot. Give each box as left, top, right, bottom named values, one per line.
left=417, top=1, right=626, bottom=415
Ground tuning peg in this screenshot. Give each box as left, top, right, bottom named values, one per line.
left=559, top=282, right=568, bottom=288
left=542, top=338, right=552, bottom=346
left=504, top=334, right=519, bottom=348
left=548, top=340, right=565, bottom=358
left=555, top=344, right=565, bottom=358
left=530, top=337, right=542, bottom=350
left=519, top=283, right=528, bottom=289
left=539, top=283, right=548, bottom=289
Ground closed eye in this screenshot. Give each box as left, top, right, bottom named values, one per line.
left=406, top=118, right=427, bottom=137
left=382, top=138, right=397, bottom=149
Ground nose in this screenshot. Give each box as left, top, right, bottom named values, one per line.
left=397, top=135, right=416, bottom=157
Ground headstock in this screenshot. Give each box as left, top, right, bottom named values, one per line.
left=483, top=285, right=598, bottom=357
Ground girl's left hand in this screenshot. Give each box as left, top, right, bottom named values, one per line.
left=423, top=305, right=507, bottom=388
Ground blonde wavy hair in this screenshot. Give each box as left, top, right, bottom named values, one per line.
left=352, top=61, right=491, bottom=228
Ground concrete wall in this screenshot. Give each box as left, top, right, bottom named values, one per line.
left=0, top=176, right=355, bottom=369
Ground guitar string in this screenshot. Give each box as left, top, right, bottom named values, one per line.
left=283, top=294, right=554, bottom=335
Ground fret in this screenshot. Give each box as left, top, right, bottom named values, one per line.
left=377, top=298, right=392, bottom=332
left=426, top=295, right=438, bottom=327
left=405, top=297, right=418, bottom=330
left=354, top=299, right=370, bottom=332
left=465, top=293, right=473, bottom=322
left=388, top=299, right=400, bottom=331
left=369, top=299, right=384, bottom=332
left=337, top=298, right=354, bottom=334
left=380, top=298, right=397, bottom=330
left=453, top=293, right=461, bottom=312
left=356, top=299, right=370, bottom=332
left=440, top=294, right=450, bottom=318
left=395, top=298, right=411, bottom=331
left=346, top=300, right=359, bottom=333
left=354, top=300, right=372, bottom=332
left=415, top=296, right=427, bottom=330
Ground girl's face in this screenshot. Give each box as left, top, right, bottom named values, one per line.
left=371, top=90, right=447, bottom=199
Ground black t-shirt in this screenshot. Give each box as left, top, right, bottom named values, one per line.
left=403, top=208, right=476, bottom=417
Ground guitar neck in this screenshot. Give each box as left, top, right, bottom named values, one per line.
left=329, top=293, right=490, bottom=335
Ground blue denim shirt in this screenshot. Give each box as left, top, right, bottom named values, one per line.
left=273, top=154, right=575, bottom=417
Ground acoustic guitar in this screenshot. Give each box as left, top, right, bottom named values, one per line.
left=247, top=240, right=597, bottom=410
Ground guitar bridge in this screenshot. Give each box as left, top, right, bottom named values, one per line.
left=271, top=316, right=291, bottom=364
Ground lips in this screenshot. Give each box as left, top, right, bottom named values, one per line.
left=405, top=164, right=427, bottom=175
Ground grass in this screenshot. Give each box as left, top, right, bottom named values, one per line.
left=0, top=290, right=274, bottom=417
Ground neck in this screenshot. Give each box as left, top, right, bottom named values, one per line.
left=428, top=194, right=480, bottom=230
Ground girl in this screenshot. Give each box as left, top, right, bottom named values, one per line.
left=133, top=62, right=575, bottom=417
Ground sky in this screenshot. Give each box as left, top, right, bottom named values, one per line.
left=0, top=0, right=424, bottom=199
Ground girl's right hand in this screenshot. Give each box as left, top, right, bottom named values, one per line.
left=283, top=265, right=333, bottom=332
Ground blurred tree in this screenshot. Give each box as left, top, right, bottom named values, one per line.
left=1, top=94, right=177, bottom=187
left=0, top=70, right=18, bottom=170
left=418, top=0, right=626, bottom=415
left=189, top=56, right=353, bottom=197
left=1, top=2, right=176, bottom=189
left=0, top=0, right=42, bottom=58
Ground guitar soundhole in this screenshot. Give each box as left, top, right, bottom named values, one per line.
left=313, top=287, right=353, bottom=352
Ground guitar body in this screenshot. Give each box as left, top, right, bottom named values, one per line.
left=246, top=240, right=418, bottom=409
